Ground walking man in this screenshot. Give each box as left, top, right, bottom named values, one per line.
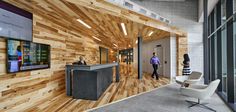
left=150, top=52, right=160, bottom=80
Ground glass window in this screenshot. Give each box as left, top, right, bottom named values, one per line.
left=221, top=0, right=226, bottom=24
left=234, top=0, right=236, bottom=102
left=234, top=18, right=236, bottom=102
left=234, top=0, right=236, bottom=13
left=208, top=15, right=211, bottom=36
left=214, top=7, right=217, bottom=30
left=214, top=35, right=218, bottom=80
left=150, top=13, right=156, bottom=18
left=139, top=8, right=147, bottom=14
left=124, top=2, right=133, bottom=9
left=221, top=25, right=227, bottom=96
left=211, top=11, right=215, bottom=34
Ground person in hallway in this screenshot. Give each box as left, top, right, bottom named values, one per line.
left=182, top=54, right=191, bottom=75
left=150, top=52, right=161, bottom=80
left=73, top=56, right=87, bottom=65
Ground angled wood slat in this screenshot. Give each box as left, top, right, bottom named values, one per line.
left=0, top=0, right=187, bottom=111
left=4, top=0, right=173, bottom=49
left=8, top=69, right=169, bottom=112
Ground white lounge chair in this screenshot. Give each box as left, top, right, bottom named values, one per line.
left=180, top=79, right=220, bottom=112
left=176, top=71, right=203, bottom=86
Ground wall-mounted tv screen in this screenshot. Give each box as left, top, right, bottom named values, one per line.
left=0, top=1, right=32, bottom=41
left=7, top=39, right=50, bottom=73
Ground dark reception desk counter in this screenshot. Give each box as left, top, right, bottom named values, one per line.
left=65, top=63, right=120, bottom=100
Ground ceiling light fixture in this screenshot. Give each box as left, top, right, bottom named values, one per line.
left=148, top=31, right=153, bottom=36
left=77, top=19, right=91, bottom=29
left=121, top=23, right=127, bottom=36
left=113, top=44, right=118, bottom=47
left=135, top=40, right=138, bottom=44
left=92, top=36, right=101, bottom=41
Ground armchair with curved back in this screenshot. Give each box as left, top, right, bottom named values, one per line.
left=176, top=71, right=203, bottom=86
left=180, top=79, right=220, bottom=112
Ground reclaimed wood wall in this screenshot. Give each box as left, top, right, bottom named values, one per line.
left=176, top=36, right=188, bottom=76
left=0, top=13, right=101, bottom=111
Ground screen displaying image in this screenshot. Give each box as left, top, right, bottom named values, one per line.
left=7, top=39, right=50, bottom=73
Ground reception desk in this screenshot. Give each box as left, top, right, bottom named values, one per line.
left=65, top=63, right=119, bottom=100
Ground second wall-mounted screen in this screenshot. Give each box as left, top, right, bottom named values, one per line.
left=7, top=39, right=50, bottom=73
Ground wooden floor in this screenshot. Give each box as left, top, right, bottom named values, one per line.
left=18, top=64, right=170, bottom=112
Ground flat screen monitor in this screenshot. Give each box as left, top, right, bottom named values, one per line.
left=7, top=39, right=50, bottom=73
left=0, top=1, right=32, bottom=41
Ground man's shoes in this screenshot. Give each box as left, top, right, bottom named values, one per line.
left=156, top=77, right=159, bottom=80
left=151, top=75, right=154, bottom=78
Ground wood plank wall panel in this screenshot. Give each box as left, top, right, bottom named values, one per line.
left=176, top=36, right=188, bottom=76
left=0, top=0, right=187, bottom=111
left=0, top=12, right=100, bottom=112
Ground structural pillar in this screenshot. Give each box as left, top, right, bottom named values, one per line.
left=138, top=36, right=142, bottom=79
left=116, top=51, right=120, bottom=82
left=203, top=0, right=209, bottom=84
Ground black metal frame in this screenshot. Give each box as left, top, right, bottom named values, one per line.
left=225, top=0, right=235, bottom=103
left=6, top=39, right=51, bottom=73
left=185, top=99, right=216, bottom=112
left=138, top=36, right=142, bottom=79
left=203, top=0, right=209, bottom=84
left=216, top=1, right=223, bottom=92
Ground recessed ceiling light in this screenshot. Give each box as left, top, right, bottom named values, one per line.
left=128, top=44, right=131, bottom=47
left=135, top=40, right=138, bottom=44
left=77, top=19, right=91, bottom=29
left=92, top=36, right=101, bottom=41
left=148, top=31, right=153, bottom=36
left=113, top=44, right=118, bottom=47
left=121, top=23, right=127, bottom=36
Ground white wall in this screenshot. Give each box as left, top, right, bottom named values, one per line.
left=170, top=35, right=177, bottom=78
left=141, top=37, right=175, bottom=78
left=131, top=0, right=204, bottom=74
left=133, top=36, right=177, bottom=78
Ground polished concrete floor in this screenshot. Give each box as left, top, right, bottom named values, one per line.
left=89, top=83, right=232, bottom=112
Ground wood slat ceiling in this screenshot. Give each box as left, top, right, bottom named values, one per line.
left=5, top=0, right=170, bottom=50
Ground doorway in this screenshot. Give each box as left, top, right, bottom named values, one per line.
left=99, top=47, right=108, bottom=64
left=154, top=46, right=163, bottom=76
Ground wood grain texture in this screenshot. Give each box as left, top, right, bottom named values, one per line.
left=0, top=2, right=103, bottom=111
left=0, top=0, right=183, bottom=111
left=176, top=36, right=188, bottom=76
left=3, top=64, right=169, bottom=112
left=3, top=0, right=175, bottom=50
